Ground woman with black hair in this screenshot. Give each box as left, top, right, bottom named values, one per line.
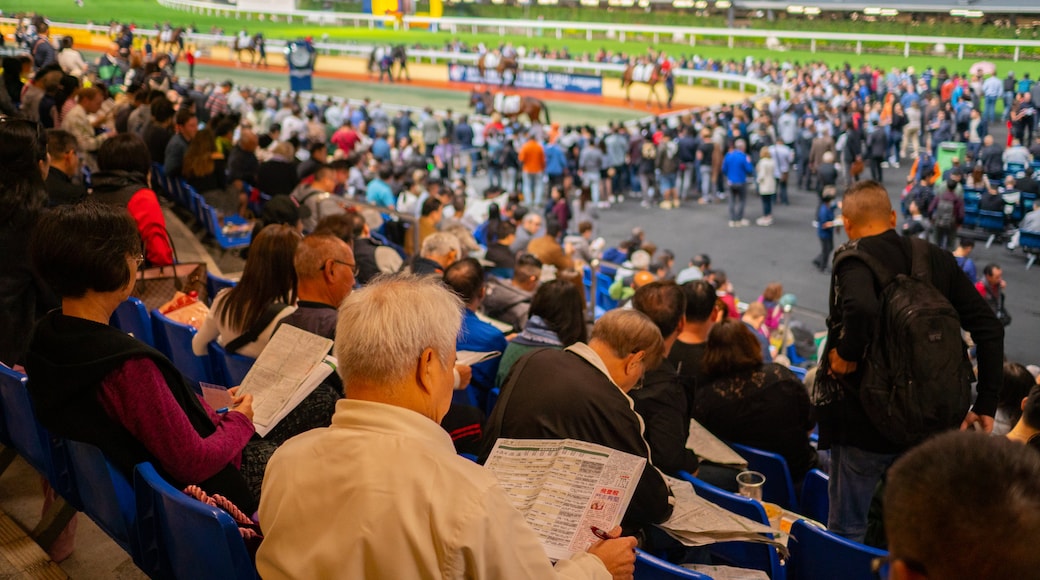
left=694, top=318, right=818, bottom=484
left=0, top=118, right=57, bottom=365
left=25, top=202, right=258, bottom=513
left=495, top=279, right=588, bottom=387
left=91, top=133, right=174, bottom=266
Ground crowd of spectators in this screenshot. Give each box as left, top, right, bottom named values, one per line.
left=2, top=15, right=1040, bottom=578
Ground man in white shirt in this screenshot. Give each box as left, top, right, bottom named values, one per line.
left=257, top=275, right=636, bottom=579
left=982, top=71, right=1004, bottom=125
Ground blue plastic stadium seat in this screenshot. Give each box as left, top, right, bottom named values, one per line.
left=977, top=209, right=1006, bottom=247
left=206, top=273, right=238, bottom=304
left=207, top=206, right=253, bottom=251
left=207, top=342, right=255, bottom=387
left=0, top=366, right=77, bottom=505
left=1022, top=192, right=1037, bottom=213
left=677, top=472, right=785, bottom=579
left=110, top=297, right=155, bottom=348
left=634, top=548, right=713, bottom=579
left=151, top=310, right=213, bottom=390
left=65, top=440, right=140, bottom=560
left=1020, top=230, right=1040, bottom=270
left=787, top=519, right=886, bottom=580
left=798, top=468, right=829, bottom=525
left=729, top=442, right=800, bottom=511
left=134, top=463, right=258, bottom=580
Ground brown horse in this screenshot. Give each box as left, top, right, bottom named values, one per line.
left=470, top=90, right=549, bottom=125
left=477, top=53, right=519, bottom=87
left=233, top=34, right=259, bottom=67
left=156, top=26, right=184, bottom=57
left=621, top=61, right=665, bottom=108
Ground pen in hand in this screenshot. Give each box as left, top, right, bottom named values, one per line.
left=590, top=526, right=613, bottom=541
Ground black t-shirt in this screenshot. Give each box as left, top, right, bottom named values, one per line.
left=697, top=141, right=715, bottom=163
left=667, top=339, right=707, bottom=417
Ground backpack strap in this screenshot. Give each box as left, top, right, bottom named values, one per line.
left=831, top=239, right=895, bottom=288
left=907, top=236, right=934, bottom=285
left=224, top=302, right=289, bottom=354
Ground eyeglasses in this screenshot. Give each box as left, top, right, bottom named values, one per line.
left=134, top=254, right=145, bottom=268
left=320, top=259, right=358, bottom=275
left=871, top=556, right=928, bottom=579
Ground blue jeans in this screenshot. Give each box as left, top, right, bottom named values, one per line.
left=522, top=172, right=545, bottom=206
left=728, top=183, right=747, bottom=221
left=761, top=193, right=775, bottom=217
left=827, top=444, right=900, bottom=543
left=984, top=95, right=998, bottom=125
left=699, top=165, right=713, bottom=200
left=679, top=165, right=696, bottom=200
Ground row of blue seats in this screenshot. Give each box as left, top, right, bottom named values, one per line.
left=111, top=295, right=257, bottom=391
left=962, top=188, right=1040, bottom=258
left=0, top=365, right=257, bottom=579
left=150, top=163, right=252, bottom=252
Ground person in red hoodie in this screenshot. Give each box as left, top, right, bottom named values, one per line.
left=91, top=133, right=174, bottom=266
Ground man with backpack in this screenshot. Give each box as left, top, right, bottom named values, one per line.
left=928, top=180, right=965, bottom=251
left=818, top=180, right=1004, bottom=543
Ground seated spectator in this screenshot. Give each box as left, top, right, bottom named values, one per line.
left=495, top=279, right=587, bottom=387
left=483, top=309, right=674, bottom=533
left=979, top=182, right=1008, bottom=213
left=297, top=141, right=327, bottom=181
left=756, top=282, right=784, bottom=332
left=192, top=225, right=299, bottom=359
left=1008, top=203, right=1040, bottom=249
left=1007, top=383, right=1040, bottom=450
left=290, top=165, right=344, bottom=234
left=675, top=254, right=711, bottom=284
left=44, top=129, right=87, bottom=206
left=278, top=234, right=355, bottom=341
left=609, top=249, right=652, bottom=302
left=741, top=302, right=774, bottom=363
left=485, top=221, right=518, bottom=272
left=183, top=127, right=242, bottom=217
left=527, top=219, right=575, bottom=273
left=91, top=133, right=174, bottom=266
left=668, top=280, right=720, bottom=412
left=365, top=165, right=396, bottom=208
left=256, top=141, right=300, bottom=197
left=443, top=258, right=507, bottom=403
left=712, top=270, right=740, bottom=319
left=256, top=274, right=635, bottom=578
left=26, top=203, right=257, bottom=513
left=563, top=220, right=601, bottom=265
left=483, top=261, right=539, bottom=331
left=693, top=318, right=818, bottom=484
left=143, top=97, right=175, bottom=165
left=408, top=232, right=460, bottom=276
left=993, top=362, right=1037, bottom=436
left=404, top=197, right=442, bottom=257
left=883, top=431, right=1040, bottom=580
left=164, top=108, right=197, bottom=178
left=510, top=212, right=543, bottom=254
left=226, top=128, right=260, bottom=186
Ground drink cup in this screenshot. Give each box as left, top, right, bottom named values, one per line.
left=736, top=470, right=766, bottom=501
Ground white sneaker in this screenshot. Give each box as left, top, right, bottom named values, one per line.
left=739, top=219, right=751, bottom=226
left=641, top=201, right=651, bottom=208
left=893, top=161, right=900, bottom=168
left=728, top=221, right=738, bottom=227
left=756, top=216, right=773, bottom=226
left=880, top=161, right=890, bottom=169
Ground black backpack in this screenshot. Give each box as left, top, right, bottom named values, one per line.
left=833, top=237, right=974, bottom=446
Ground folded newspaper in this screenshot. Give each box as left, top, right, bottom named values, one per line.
left=484, top=438, right=646, bottom=561
left=234, top=325, right=336, bottom=437
left=657, top=475, right=787, bottom=553
left=686, top=419, right=749, bottom=468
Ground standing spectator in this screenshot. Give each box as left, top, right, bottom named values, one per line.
left=866, top=123, right=887, bottom=183
left=755, top=147, right=777, bottom=226
left=30, top=23, right=57, bottom=70
left=928, top=180, right=965, bottom=251
left=62, top=87, right=111, bottom=172
left=578, top=138, right=606, bottom=208
left=56, top=37, right=89, bottom=79
left=205, top=81, right=232, bottom=121
left=419, top=107, right=442, bottom=160
left=982, top=71, right=1003, bottom=125
left=769, top=140, right=793, bottom=206
left=952, top=238, right=977, bottom=282
left=517, top=132, right=546, bottom=207
left=975, top=263, right=1011, bottom=326
left=721, top=140, right=755, bottom=227
left=697, top=128, right=716, bottom=203
left=820, top=181, right=1004, bottom=543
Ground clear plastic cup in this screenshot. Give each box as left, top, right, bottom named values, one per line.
left=736, top=470, right=766, bottom=501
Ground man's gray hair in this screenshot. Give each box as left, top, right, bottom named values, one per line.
left=335, top=273, right=463, bottom=389
left=421, top=232, right=461, bottom=259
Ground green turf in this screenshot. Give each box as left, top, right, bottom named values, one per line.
left=9, top=0, right=1040, bottom=76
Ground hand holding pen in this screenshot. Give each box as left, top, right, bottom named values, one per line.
left=589, top=526, right=637, bottom=580
left=216, top=386, right=255, bottom=422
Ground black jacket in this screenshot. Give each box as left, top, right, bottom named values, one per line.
left=25, top=312, right=257, bottom=512
left=45, top=168, right=87, bottom=206
left=822, top=230, right=1004, bottom=453
left=630, top=359, right=700, bottom=477
left=352, top=237, right=383, bottom=285
left=482, top=347, right=674, bottom=532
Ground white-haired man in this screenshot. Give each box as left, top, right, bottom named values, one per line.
left=257, top=275, right=637, bottom=579
left=409, top=231, right=461, bottom=276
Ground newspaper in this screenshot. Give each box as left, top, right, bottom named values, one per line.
left=686, top=419, right=748, bottom=468
left=657, top=475, right=786, bottom=552
left=235, top=325, right=335, bottom=437
left=484, top=438, right=646, bottom=561
left=456, top=350, right=502, bottom=366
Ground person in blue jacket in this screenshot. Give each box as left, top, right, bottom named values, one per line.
left=813, top=186, right=839, bottom=272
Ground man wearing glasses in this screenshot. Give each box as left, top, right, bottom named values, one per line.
left=277, top=234, right=355, bottom=341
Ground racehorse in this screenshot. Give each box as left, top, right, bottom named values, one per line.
left=369, top=45, right=410, bottom=82
left=156, top=26, right=184, bottom=57
left=233, top=33, right=263, bottom=67
left=621, top=60, right=665, bottom=107
left=477, top=52, right=519, bottom=87
left=470, top=90, right=549, bottom=125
